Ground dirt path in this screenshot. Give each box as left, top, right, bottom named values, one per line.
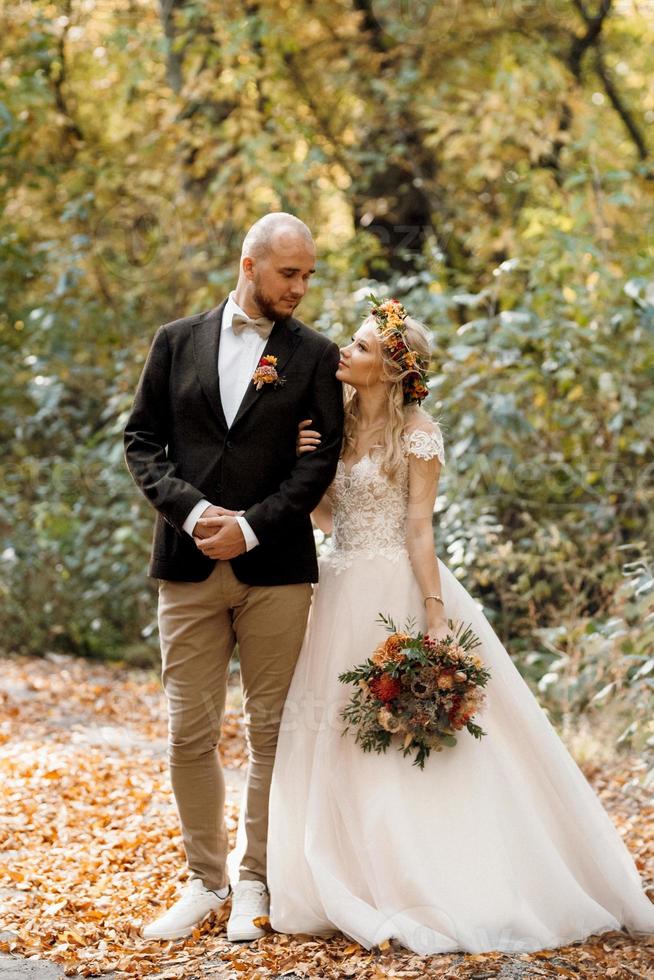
left=0, top=654, right=652, bottom=979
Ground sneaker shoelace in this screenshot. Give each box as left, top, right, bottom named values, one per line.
left=183, top=879, right=227, bottom=904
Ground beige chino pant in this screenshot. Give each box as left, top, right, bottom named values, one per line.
left=157, top=559, right=312, bottom=890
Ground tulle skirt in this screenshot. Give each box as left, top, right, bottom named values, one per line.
left=233, top=550, right=654, bottom=953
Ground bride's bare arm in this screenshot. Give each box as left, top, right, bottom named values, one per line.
left=405, top=430, right=447, bottom=638
left=297, top=417, right=333, bottom=532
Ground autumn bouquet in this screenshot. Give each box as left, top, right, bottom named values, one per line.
left=338, top=614, right=491, bottom=768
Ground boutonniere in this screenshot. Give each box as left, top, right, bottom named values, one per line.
left=252, top=355, right=286, bottom=391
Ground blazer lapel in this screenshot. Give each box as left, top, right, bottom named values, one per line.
left=230, top=317, right=302, bottom=430
left=193, top=300, right=229, bottom=430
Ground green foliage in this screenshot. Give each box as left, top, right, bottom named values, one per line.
left=521, top=543, right=654, bottom=780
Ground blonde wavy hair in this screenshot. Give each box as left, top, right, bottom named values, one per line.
left=342, top=313, right=437, bottom=483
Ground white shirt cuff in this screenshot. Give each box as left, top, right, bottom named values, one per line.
left=183, top=499, right=212, bottom=537
left=236, top=515, right=259, bottom=552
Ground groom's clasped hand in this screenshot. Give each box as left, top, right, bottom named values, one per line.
left=193, top=506, right=248, bottom=560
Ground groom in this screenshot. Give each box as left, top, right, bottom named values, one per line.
left=124, top=212, right=344, bottom=942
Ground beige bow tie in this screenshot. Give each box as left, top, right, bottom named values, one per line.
left=231, top=312, right=274, bottom=339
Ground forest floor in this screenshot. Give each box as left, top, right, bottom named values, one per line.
left=0, top=654, right=652, bottom=980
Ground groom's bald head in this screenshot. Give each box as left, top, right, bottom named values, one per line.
left=241, top=212, right=315, bottom=261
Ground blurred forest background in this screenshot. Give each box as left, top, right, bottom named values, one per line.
left=1, top=0, right=653, bottom=768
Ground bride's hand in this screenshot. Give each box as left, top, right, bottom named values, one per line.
left=425, top=618, right=450, bottom=643
left=297, top=418, right=322, bottom=457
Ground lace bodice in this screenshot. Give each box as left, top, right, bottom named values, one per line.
left=321, top=426, right=445, bottom=573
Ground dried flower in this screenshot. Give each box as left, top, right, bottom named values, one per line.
left=369, top=674, right=402, bottom=703
left=367, top=294, right=430, bottom=406
left=377, top=708, right=404, bottom=734
left=252, top=354, right=285, bottom=391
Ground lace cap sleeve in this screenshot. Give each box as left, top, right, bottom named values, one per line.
left=402, top=425, right=445, bottom=465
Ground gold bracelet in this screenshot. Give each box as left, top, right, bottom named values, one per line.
left=424, top=594, right=444, bottom=608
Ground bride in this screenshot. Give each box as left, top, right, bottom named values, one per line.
left=236, top=297, right=654, bottom=954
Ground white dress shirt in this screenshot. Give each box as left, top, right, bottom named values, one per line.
left=182, top=292, right=267, bottom=550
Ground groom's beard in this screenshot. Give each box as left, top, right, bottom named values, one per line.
left=252, top=281, right=300, bottom=322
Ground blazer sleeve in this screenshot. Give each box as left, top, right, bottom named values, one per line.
left=243, top=341, right=344, bottom=545
left=123, top=325, right=205, bottom=533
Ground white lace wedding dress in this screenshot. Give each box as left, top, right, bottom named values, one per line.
left=242, top=424, right=654, bottom=953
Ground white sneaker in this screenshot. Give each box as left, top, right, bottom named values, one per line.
left=226, top=880, right=269, bottom=941
left=141, top=878, right=231, bottom=941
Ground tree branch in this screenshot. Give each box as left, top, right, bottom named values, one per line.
left=535, top=101, right=573, bottom=185
left=351, top=0, right=389, bottom=57
left=158, top=0, right=188, bottom=94
left=594, top=45, right=649, bottom=160
left=569, top=0, right=612, bottom=81
left=51, top=0, right=84, bottom=143
left=243, top=0, right=270, bottom=121
left=281, top=51, right=358, bottom=180
left=569, top=1, right=648, bottom=160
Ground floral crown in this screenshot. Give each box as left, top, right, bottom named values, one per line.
left=367, top=293, right=430, bottom=405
